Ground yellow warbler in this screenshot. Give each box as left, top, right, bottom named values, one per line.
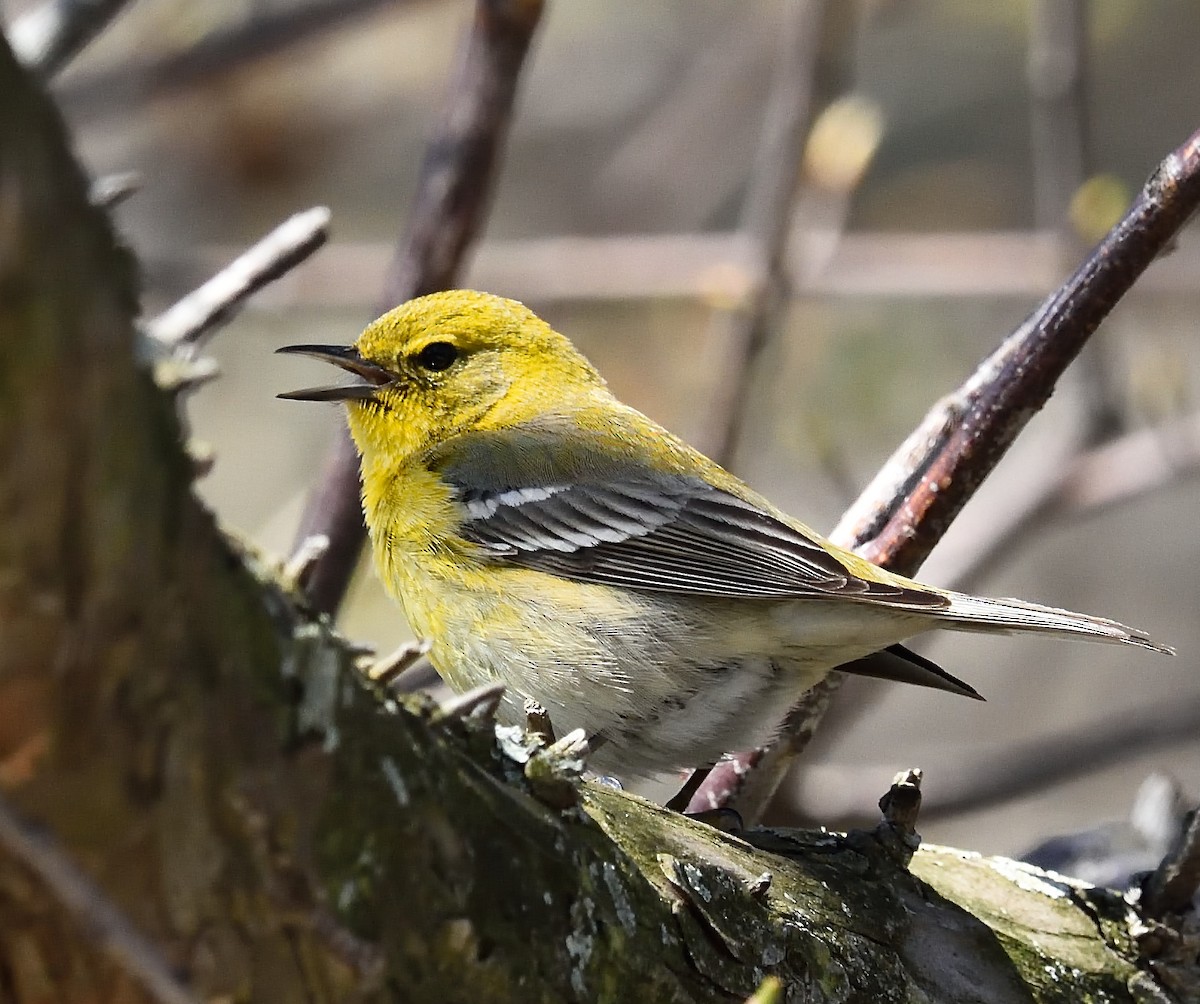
left=280, top=290, right=1169, bottom=778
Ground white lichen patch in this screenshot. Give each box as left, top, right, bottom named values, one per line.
left=986, top=856, right=1091, bottom=900
left=602, top=862, right=637, bottom=934
left=380, top=755, right=410, bottom=807
left=287, top=623, right=343, bottom=752
left=680, top=861, right=714, bottom=903
left=566, top=895, right=597, bottom=997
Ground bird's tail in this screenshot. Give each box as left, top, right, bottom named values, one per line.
left=938, top=591, right=1174, bottom=655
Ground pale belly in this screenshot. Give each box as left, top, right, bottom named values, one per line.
left=389, top=555, right=929, bottom=779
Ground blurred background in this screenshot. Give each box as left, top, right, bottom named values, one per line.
left=18, top=0, right=1200, bottom=871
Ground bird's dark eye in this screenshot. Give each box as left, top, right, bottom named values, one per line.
left=415, top=341, right=458, bottom=372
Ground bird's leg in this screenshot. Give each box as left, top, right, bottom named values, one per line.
left=665, top=766, right=712, bottom=812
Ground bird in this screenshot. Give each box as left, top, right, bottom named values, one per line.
left=279, top=290, right=1171, bottom=780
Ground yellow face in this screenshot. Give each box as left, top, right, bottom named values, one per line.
left=280, top=290, right=604, bottom=467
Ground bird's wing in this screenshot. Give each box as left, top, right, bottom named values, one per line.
left=440, top=454, right=945, bottom=608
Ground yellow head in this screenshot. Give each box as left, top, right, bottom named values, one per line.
left=279, top=290, right=604, bottom=466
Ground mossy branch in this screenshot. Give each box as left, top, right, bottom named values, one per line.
left=0, top=28, right=1194, bottom=1004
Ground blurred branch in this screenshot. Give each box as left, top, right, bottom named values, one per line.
left=670, top=0, right=833, bottom=813
left=1028, top=0, right=1088, bottom=229
left=1029, top=0, right=1126, bottom=446
left=938, top=410, right=1200, bottom=593
left=292, top=0, right=545, bottom=617
left=842, top=128, right=1200, bottom=570
left=689, top=126, right=1200, bottom=820
left=8, top=0, right=133, bottom=77
left=785, top=695, right=1200, bottom=827
left=144, top=206, right=330, bottom=350
left=0, top=793, right=200, bottom=1004
left=699, top=0, right=828, bottom=465
left=159, top=228, right=1200, bottom=307
left=57, top=0, right=421, bottom=117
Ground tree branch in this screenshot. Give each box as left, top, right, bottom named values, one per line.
left=689, top=126, right=1200, bottom=818
left=8, top=0, right=133, bottom=77
left=144, top=207, right=330, bottom=350
left=0, top=794, right=200, bottom=1004
left=2, top=27, right=1193, bottom=1000
left=699, top=0, right=829, bottom=465
left=292, top=0, right=545, bottom=616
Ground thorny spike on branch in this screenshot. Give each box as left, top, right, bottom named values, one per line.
left=689, top=126, right=1200, bottom=818
left=291, top=0, right=546, bottom=617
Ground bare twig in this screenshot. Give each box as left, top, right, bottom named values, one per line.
left=281, top=533, right=331, bottom=594
left=152, top=228, right=1200, bottom=308
left=879, top=768, right=923, bottom=834
left=937, top=410, right=1200, bottom=593
left=842, top=128, right=1200, bottom=571
left=9, top=0, right=134, bottom=77
left=433, top=681, right=507, bottom=724
left=689, top=126, right=1200, bottom=816
left=523, top=699, right=556, bottom=746
left=1029, top=0, right=1126, bottom=446
left=292, top=0, right=545, bottom=616
left=1028, top=0, right=1088, bottom=228
left=145, top=207, right=330, bottom=350
left=669, top=0, right=833, bottom=813
left=0, top=793, right=201, bottom=1004
left=57, top=0, right=417, bottom=119
left=843, top=768, right=923, bottom=868
left=699, top=0, right=828, bottom=465
left=359, top=639, right=433, bottom=690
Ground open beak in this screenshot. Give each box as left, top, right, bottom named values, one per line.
left=275, top=344, right=394, bottom=402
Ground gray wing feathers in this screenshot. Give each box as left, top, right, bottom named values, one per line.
left=453, top=475, right=947, bottom=607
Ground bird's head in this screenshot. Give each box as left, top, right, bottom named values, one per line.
left=279, top=290, right=604, bottom=465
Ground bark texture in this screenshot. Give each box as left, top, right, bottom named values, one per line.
left=0, top=34, right=1190, bottom=1004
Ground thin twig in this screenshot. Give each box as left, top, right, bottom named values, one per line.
left=1028, top=0, right=1088, bottom=229
left=358, top=639, right=432, bottom=690
left=668, top=0, right=832, bottom=814
left=9, top=0, right=134, bottom=77
left=292, top=0, right=545, bottom=616
left=144, top=207, right=330, bottom=350
left=842, top=128, right=1200, bottom=571
left=937, top=410, right=1200, bottom=593
left=0, top=793, right=201, bottom=1004
left=699, top=0, right=828, bottom=465
left=57, top=0, right=416, bottom=119
left=151, top=228, right=1200, bottom=308
left=1029, top=0, right=1126, bottom=446
left=689, top=126, right=1200, bottom=817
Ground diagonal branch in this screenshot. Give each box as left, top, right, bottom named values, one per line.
left=0, top=782, right=200, bottom=1004
left=690, top=126, right=1200, bottom=818
left=291, top=0, right=545, bottom=616
left=144, top=207, right=330, bottom=351
left=699, top=0, right=829, bottom=466
left=8, top=0, right=134, bottom=77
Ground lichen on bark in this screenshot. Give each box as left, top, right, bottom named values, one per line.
left=0, top=28, right=1191, bottom=1004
